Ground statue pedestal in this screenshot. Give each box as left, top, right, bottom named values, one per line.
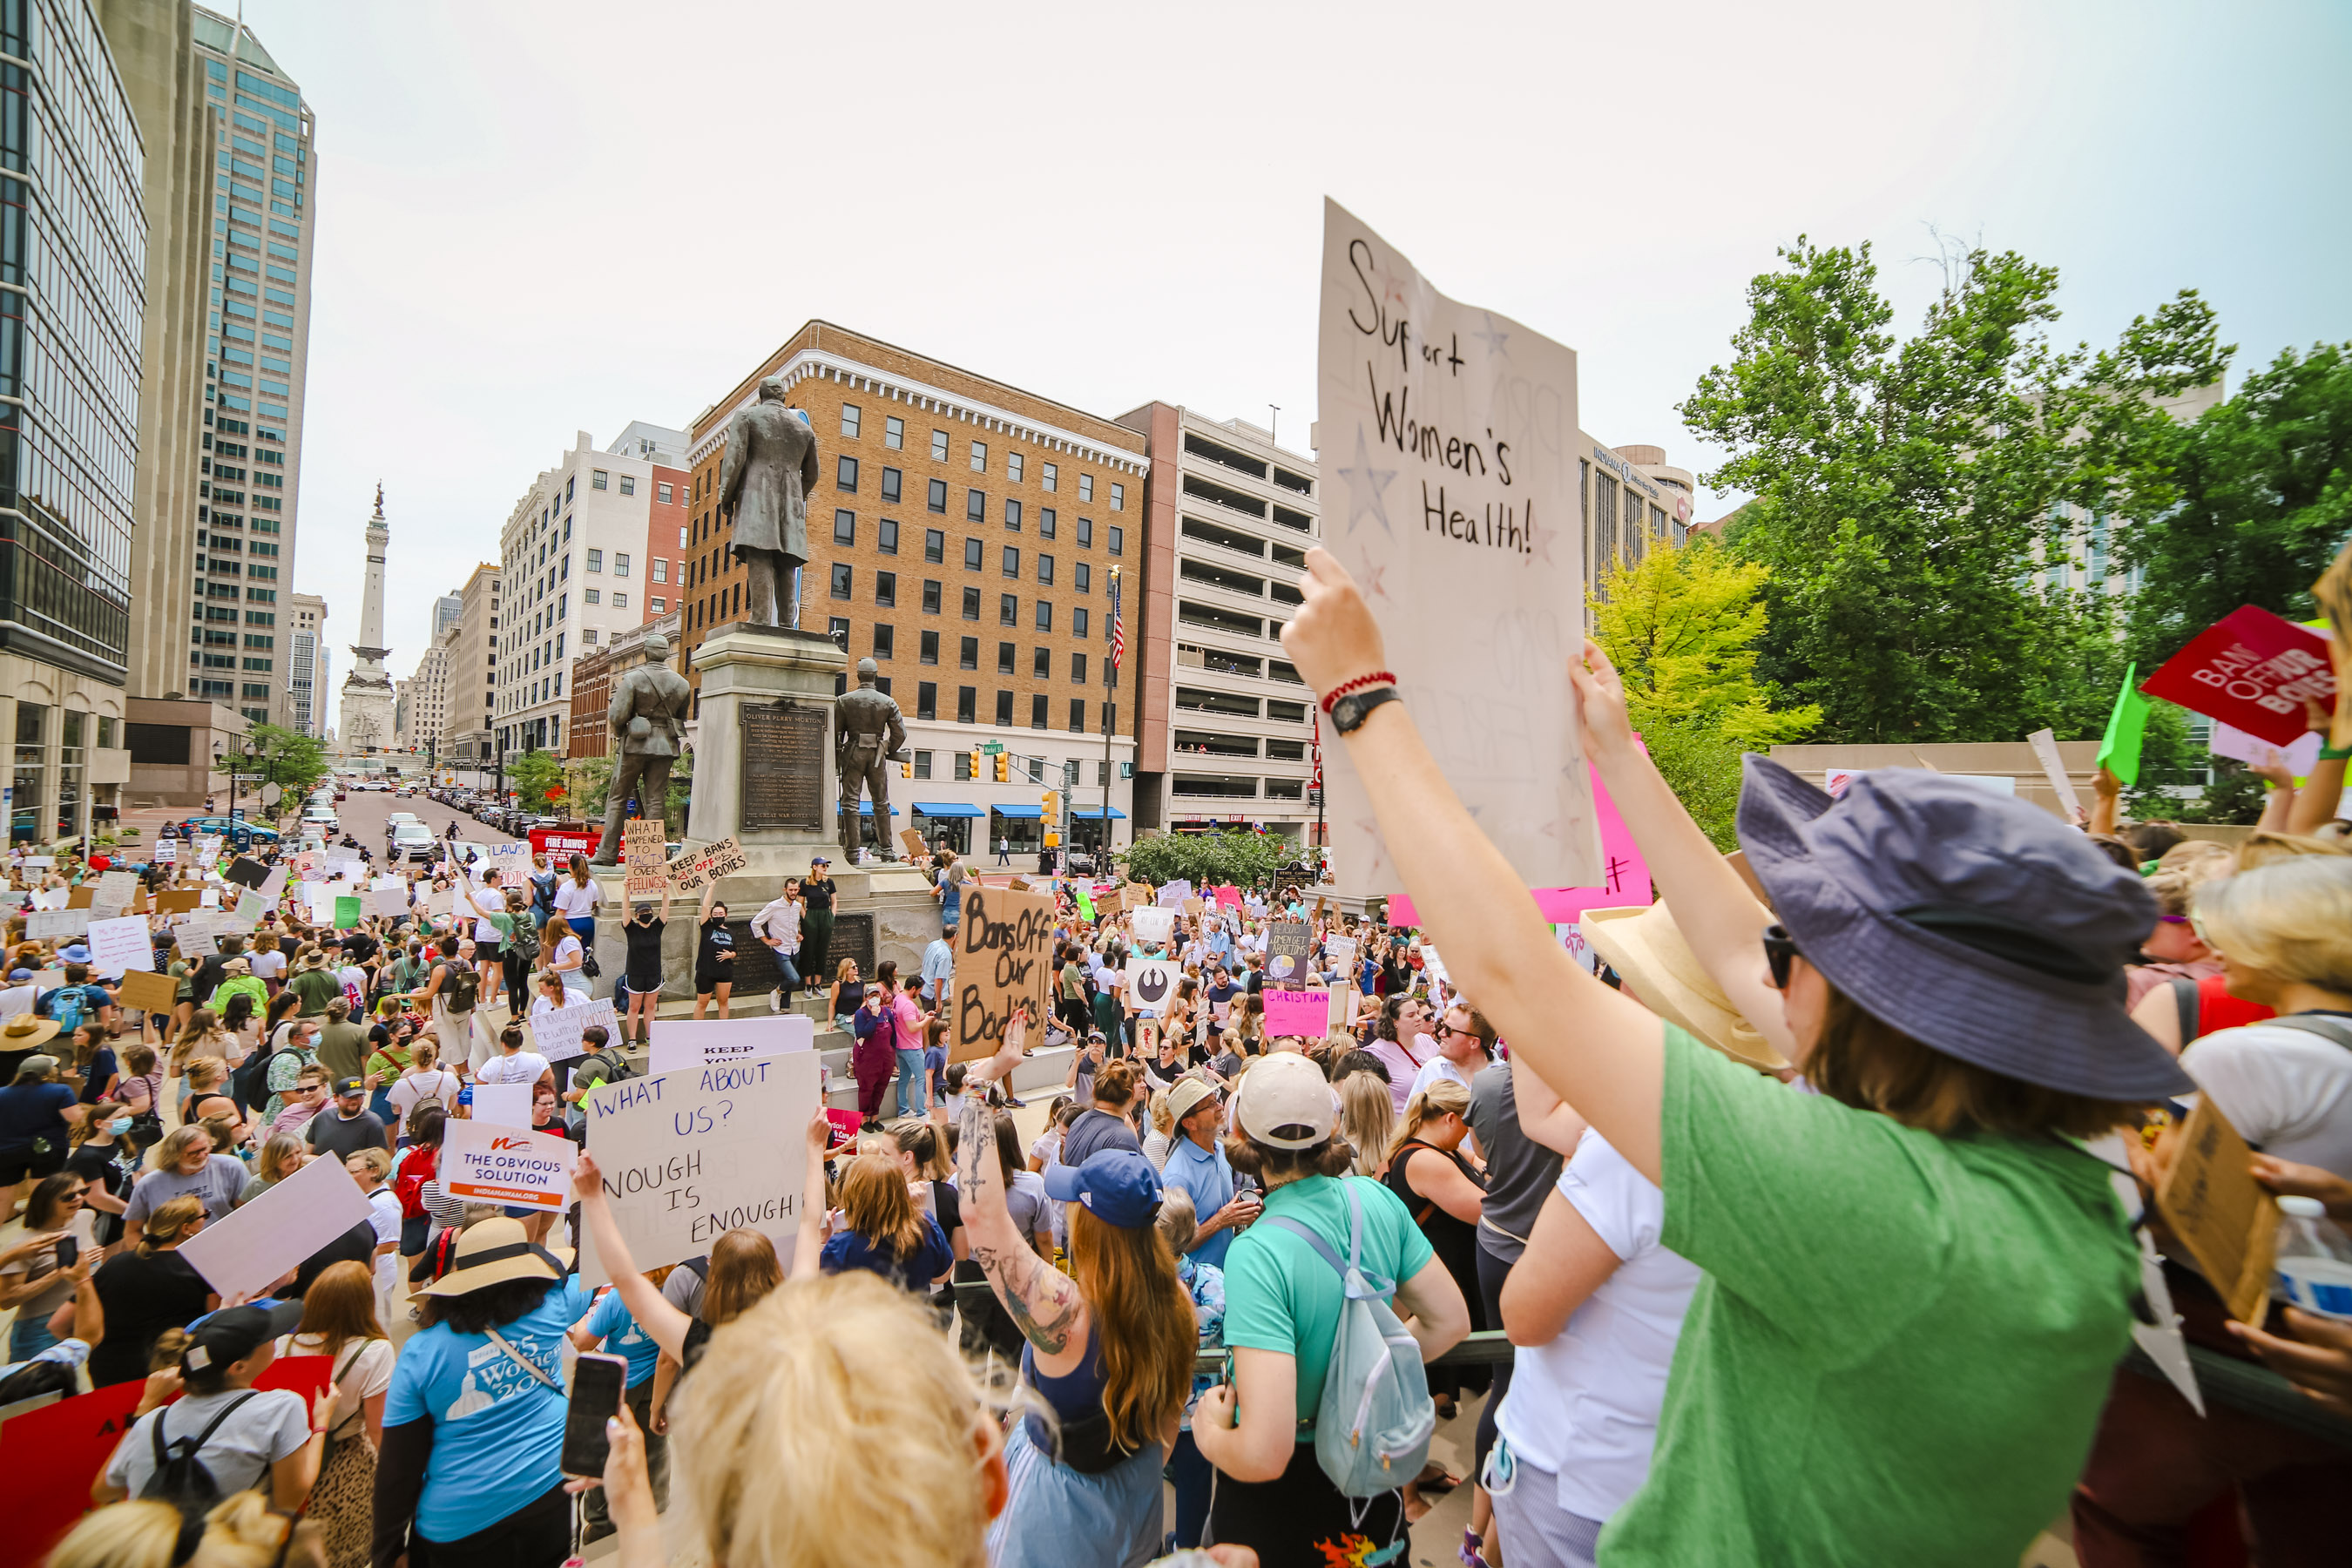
left=686, top=622, right=843, bottom=878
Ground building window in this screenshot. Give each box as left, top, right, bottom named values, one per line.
left=650, top=598, right=666, bottom=613
left=615, top=553, right=632, bottom=577
left=928, top=478, right=948, bottom=513
left=1108, top=526, right=1124, bottom=555
left=652, top=559, right=668, bottom=583
left=914, top=746, right=933, bottom=776
left=841, top=403, right=862, bottom=439
left=1069, top=699, right=1086, bottom=733
left=954, top=747, right=974, bottom=780
left=885, top=415, right=904, bottom=449
left=613, top=592, right=629, bottom=608
left=1034, top=645, right=1052, bottom=678
left=916, top=684, right=936, bottom=721
left=963, top=586, right=982, bottom=621
left=618, top=476, right=636, bottom=497
left=881, top=467, right=902, bottom=504
left=1037, top=554, right=1055, bottom=585
left=1005, top=498, right=1022, bottom=532
left=834, top=510, right=855, bottom=545
left=923, top=579, right=942, bottom=613
left=957, top=686, right=977, bottom=724
left=932, top=429, right=950, bottom=462
left=1031, top=694, right=1048, bottom=730
left=592, top=470, right=609, bottom=490
left=658, top=482, right=672, bottom=504
left=830, top=564, right=852, bottom=599
left=1036, top=600, right=1053, bottom=631
left=1039, top=507, right=1056, bottom=540
left=996, top=690, right=1015, bottom=727
left=970, top=440, right=987, bottom=473
left=1073, top=607, right=1089, bottom=639
left=875, top=571, right=896, bottom=607
left=1043, top=461, right=1058, bottom=492
left=1008, top=452, right=1024, bottom=483
left=1111, top=482, right=1125, bottom=511
left=961, top=636, right=979, bottom=670
left=920, top=629, right=939, bottom=665
left=997, top=641, right=1016, bottom=675
left=873, top=624, right=894, bottom=659
left=1079, top=475, right=1094, bottom=502
left=1078, top=517, right=1094, bottom=548
left=1075, top=563, right=1090, bottom=593
left=1000, top=594, right=1018, bottom=626
left=925, top=528, right=945, bottom=563
left=1071, top=651, right=1087, bottom=685
left=837, top=456, right=858, bottom=493
left=828, top=617, right=849, bottom=652
left=966, top=489, right=985, bottom=522
left=585, top=588, right=600, bottom=605
left=586, top=549, right=603, bottom=571
left=964, top=538, right=983, bottom=571
left=878, top=517, right=899, bottom=554
left=1003, top=546, right=1020, bottom=578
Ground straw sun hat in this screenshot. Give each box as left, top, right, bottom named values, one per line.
left=410, top=1215, right=572, bottom=1297
left=1581, top=902, right=1788, bottom=1071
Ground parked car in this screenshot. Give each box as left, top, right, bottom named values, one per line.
left=391, top=824, right=439, bottom=864
left=174, top=817, right=280, bottom=851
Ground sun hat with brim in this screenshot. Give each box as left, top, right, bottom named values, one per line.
left=1735, top=754, right=2193, bottom=1100
left=1582, top=902, right=1788, bottom=1071
left=1166, top=1076, right=1220, bottom=1124
left=411, top=1215, right=574, bottom=1297
left=1233, top=1051, right=1338, bottom=1150
left=0, top=1013, right=62, bottom=1050
left=1043, top=1148, right=1164, bottom=1228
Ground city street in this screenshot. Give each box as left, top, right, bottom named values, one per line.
left=314, top=782, right=529, bottom=857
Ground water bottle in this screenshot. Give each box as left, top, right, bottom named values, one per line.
left=2273, top=1195, right=2352, bottom=1320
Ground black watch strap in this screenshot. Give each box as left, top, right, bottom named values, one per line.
left=1331, top=686, right=1401, bottom=734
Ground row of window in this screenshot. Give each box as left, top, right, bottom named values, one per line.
left=888, top=683, right=1109, bottom=733
left=837, top=403, right=1125, bottom=510
left=823, top=618, right=1105, bottom=685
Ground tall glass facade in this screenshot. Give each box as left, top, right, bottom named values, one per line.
left=0, top=0, right=144, bottom=685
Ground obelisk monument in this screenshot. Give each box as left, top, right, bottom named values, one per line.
left=336, top=485, right=397, bottom=755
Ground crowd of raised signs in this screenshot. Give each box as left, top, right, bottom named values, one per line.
left=5, top=551, right=2352, bottom=1568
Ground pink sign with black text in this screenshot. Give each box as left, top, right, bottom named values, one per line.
left=1386, top=757, right=1652, bottom=928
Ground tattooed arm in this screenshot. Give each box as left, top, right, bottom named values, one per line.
left=956, top=1073, right=1089, bottom=1374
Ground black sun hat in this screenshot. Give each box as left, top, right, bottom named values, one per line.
left=1736, top=754, right=2193, bottom=1101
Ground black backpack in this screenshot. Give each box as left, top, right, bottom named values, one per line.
left=141, top=1391, right=260, bottom=1511
left=230, top=1039, right=278, bottom=1117
left=442, top=963, right=479, bottom=1014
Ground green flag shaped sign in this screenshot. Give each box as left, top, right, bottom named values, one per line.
left=2096, top=664, right=2154, bottom=787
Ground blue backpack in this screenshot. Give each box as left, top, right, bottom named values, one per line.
left=45, top=985, right=91, bottom=1035
left=1267, top=1177, right=1436, bottom=1497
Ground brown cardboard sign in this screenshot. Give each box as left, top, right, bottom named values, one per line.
left=947, top=884, right=1057, bottom=1063
left=1725, top=851, right=1775, bottom=913
left=156, top=889, right=203, bottom=914
left=1182, top=897, right=1204, bottom=919
left=1008, top=876, right=1034, bottom=893
left=117, top=969, right=179, bottom=1014
left=2155, top=1096, right=2280, bottom=1325
left=64, top=885, right=92, bottom=909
left=663, top=836, right=747, bottom=894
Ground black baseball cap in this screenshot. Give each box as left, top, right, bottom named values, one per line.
left=182, top=1300, right=305, bottom=1375
left=333, top=1076, right=364, bottom=1097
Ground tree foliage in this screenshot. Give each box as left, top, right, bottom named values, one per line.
left=509, top=748, right=563, bottom=812
left=1117, top=828, right=1290, bottom=890
left=1681, top=235, right=2228, bottom=746
left=247, top=724, right=326, bottom=798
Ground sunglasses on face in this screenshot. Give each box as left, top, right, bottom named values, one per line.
left=1762, top=923, right=1801, bottom=990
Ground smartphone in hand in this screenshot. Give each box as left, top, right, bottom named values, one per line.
left=562, top=1352, right=629, bottom=1479
left=54, top=1235, right=78, bottom=1271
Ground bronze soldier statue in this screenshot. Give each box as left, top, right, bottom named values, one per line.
left=590, top=633, right=692, bottom=865
left=836, top=657, right=909, bottom=862
left=715, top=375, right=821, bottom=628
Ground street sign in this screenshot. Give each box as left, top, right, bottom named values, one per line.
left=1308, top=789, right=1324, bottom=807
left=982, top=742, right=1004, bottom=754
left=260, top=784, right=282, bottom=806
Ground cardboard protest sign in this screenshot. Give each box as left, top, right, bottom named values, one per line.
left=2209, top=720, right=2322, bottom=777
left=2154, top=1095, right=2279, bottom=1325
left=470, top=1080, right=532, bottom=1130
left=1182, top=897, right=1205, bottom=919
left=578, top=1051, right=822, bottom=1287
left=117, top=968, right=179, bottom=1014
left=442, top=1119, right=574, bottom=1211
left=154, top=889, right=200, bottom=914
left=1125, top=956, right=1179, bottom=1014
left=664, top=835, right=748, bottom=893
left=949, top=884, right=1057, bottom=1062
left=2025, top=727, right=2085, bottom=819
left=1316, top=199, right=1601, bottom=896
left=177, top=929, right=218, bottom=959
left=258, top=863, right=287, bottom=904
left=1389, top=757, right=1652, bottom=927
left=177, top=1148, right=374, bottom=1298
left=1131, top=906, right=1175, bottom=946
left=528, top=996, right=618, bottom=1064
left=2094, top=664, right=2153, bottom=787
left=2139, top=606, right=2335, bottom=748
left=899, top=828, right=928, bottom=860
left=624, top=819, right=670, bottom=900
left=1156, top=881, right=1192, bottom=910
left=64, top=885, right=91, bottom=909
left=23, top=909, right=88, bottom=942
left=1263, top=989, right=1330, bottom=1037
left=84, top=915, right=153, bottom=976
left=1266, top=921, right=1314, bottom=983
left=646, top=1013, right=814, bottom=1074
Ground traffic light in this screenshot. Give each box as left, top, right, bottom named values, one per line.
left=993, top=753, right=1010, bottom=782
left=1040, top=790, right=1058, bottom=824
left=899, top=760, right=912, bottom=778
left=969, top=747, right=983, bottom=780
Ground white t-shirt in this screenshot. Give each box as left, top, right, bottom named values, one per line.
left=476, top=1051, right=551, bottom=1087
left=2181, top=1017, right=2352, bottom=1178
left=1495, top=1129, right=1701, bottom=1522
left=553, top=878, right=601, bottom=919
left=1406, top=1051, right=1470, bottom=1108
left=388, top=1068, right=461, bottom=1120
left=549, top=934, right=587, bottom=995
left=249, top=949, right=287, bottom=983
left=468, top=885, right=507, bottom=943
left=0, top=983, right=33, bottom=1021
left=104, top=1387, right=312, bottom=1500
left=279, top=1332, right=395, bottom=1436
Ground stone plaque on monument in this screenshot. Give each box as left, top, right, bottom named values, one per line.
left=739, top=703, right=827, bottom=833
left=726, top=911, right=874, bottom=997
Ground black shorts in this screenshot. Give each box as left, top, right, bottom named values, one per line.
left=694, top=969, right=731, bottom=993
left=626, top=971, right=663, bottom=996
left=0, top=1140, right=66, bottom=1186
left=476, top=943, right=503, bottom=964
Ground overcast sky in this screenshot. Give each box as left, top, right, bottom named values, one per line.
left=243, top=0, right=2351, bottom=679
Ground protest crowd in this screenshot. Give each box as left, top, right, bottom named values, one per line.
left=2, top=548, right=2349, bottom=1568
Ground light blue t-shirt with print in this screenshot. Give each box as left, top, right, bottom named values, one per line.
left=384, top=1275, right=587, bottom=1542
left=581, top=1286, right=661, bottom=1388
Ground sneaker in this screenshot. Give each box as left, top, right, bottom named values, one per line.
left=769, top=987, right=783, bottom=1013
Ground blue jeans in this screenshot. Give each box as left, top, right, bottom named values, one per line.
left=1168, top=1428, right=1213, bottom=1550
left=895, top=1048, right=926, bottom=1117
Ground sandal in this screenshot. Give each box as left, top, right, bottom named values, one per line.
left=1416, top=1462, right=1463, bottom=1493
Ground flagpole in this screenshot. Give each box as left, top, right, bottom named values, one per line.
left=1103, top=567, right=1119, bottom=867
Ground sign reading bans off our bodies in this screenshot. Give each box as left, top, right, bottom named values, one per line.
left=1316, top=199, right=1600, bottom=895
left=950, top=885, right=1056, bottom=1062
left=578, top=1050, right=821, bottom=1288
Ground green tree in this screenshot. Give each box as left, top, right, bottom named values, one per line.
left=509, top=748, right=563, bottom=812
left=247, top=724, right=326, bottom=800
left=566, top=754, right=614, bottom=822
left=1680, top=235, right=2227, bottom=745
left=1117, top=828, right=1289, bottom=890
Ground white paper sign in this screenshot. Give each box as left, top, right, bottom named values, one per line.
left=1130, top=907, right=1175, bottom=945
left=153, top=841, right=177, bottom=863
left=1325, top=936, right=1358, bottom=976
left=258, top=865, right=287, bottom=905
left=645, top=1014, right=814, bottom=1075
left=24, top=909, right=89, bottom=941
left=2209, top=720, right=2322, bottom=776
left=2026, top=727, right=2085, bottom=820
left=1125, top=956, right=1179, bottom=1015
left=469, top=1080, right=533, bottom=1130
left=176, top=1147, right=375, bottom=1298
left=1316, top=199, right=1599, bottom=895
left=441, top=1119, right=574, bottom=1211
left=93, top=871, right=139, bottom=909
left=84, top=915, right=154, bottom=975
left=578, top=1051, right=821, bottom=1287
left=194, top=836, right=223, bottom=867
left=179, top=929, right=219, bottom=958
left=1155, top=881, right=1192, bottom=910
left=234, top=890, right=271, bottom=927
left=365, top=889, right=409, bottom=919
left=528, top=996, right=619, bottom=1064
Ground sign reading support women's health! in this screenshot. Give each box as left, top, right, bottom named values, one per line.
left=1316, top=199, right=1600, bottom=896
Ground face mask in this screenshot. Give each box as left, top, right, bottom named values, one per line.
left=105, top=1117, right=132, bottom=1135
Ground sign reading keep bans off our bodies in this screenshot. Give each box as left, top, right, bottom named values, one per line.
left=949, top=885, right=1056, bottom=1062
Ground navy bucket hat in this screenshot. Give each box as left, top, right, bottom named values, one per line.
left=1736, top=755, right=2193, bottom=1101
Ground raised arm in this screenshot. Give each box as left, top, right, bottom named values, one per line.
left=956, top=1012, right=1088, bottom=1368
left=571, top=1152, right=694, bottom=1363
left=791, top=1110, right=829, bottom=1281
left=1279, top=548, right=1666, bottom=1180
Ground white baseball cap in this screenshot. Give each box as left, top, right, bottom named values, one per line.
left=1233, top=1052, right=1336, bottom=1151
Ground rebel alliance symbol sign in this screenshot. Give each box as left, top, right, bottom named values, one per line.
left=1125, top=956, right=1178, bottom=1011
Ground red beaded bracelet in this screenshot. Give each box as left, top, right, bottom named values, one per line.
left=1320, top=671, right=1397, bottom=715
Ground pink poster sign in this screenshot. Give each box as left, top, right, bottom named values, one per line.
left=1262, top=989, right=1330, bottom=1037
left=1215, top=884, right=1242, bottom=909
left=1386, top=760, right=1652, bottom=928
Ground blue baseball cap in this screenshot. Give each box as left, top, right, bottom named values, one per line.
left=1043, top=1148, right=1163, bottom=1229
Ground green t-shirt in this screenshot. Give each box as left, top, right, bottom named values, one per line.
left=1599, top=1027, right=2137, bottom=1566
left=1220, top=1173, right=1434, bottom=1424
left=287, top=967, right=343, bottom=1017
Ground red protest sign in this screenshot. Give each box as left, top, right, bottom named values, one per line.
left=2139, top=606, right=2336, bottom=747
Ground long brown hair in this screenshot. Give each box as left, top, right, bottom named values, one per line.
left=1067, top=1205, right=1194, bottom=1452
left=704, top=1227, right=785, bottom=1327
left=296, top=1260, right=387, bottom=1361
left=835, top=1154, right=926, bottom=1259
left=1807, top=988, right=2144, bottom=1139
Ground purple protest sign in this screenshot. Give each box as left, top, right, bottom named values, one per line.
left=1263, top=990, right=1330, bottom=1037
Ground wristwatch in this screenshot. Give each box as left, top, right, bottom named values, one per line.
left=1329, top=686, right=1400, bottom=735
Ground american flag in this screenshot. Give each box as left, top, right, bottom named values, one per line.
left=1109, top=574, right=1125, bottom=673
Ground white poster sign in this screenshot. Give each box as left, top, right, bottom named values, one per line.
left=234, top=890, right=271, bottom=927
left=469, top=1079, right=533, bottom=1129
left=364, top=889, right=409, bottom=920
left=153, top=840, right=177, bottom=863
left=1316, top=199, right=1599, bottom=894
left=84, top=915, right=154, bottom=975
left=2025, top=728, right=2085, bottom=820
left=441, top=1119, right=574, bottom=1212
left=177, top=1147, right=375, bottom=1298
left=1324, top=936, right=1358, bottom=977
left=645, top=1014, right=814, bottom=1075
left=92, top=871, right=139, bottom=910
left=24, top=909, right=89, bottom=941
left=1155, top=881, right=1192, bottom=910
left=2210, top=720, right=2323, bottom=776
left=528, top=996, right=619, bottom=1064
left=578, top=1051, right=821, bottom=1287
left=1124, top=956, right=1179, bottom=1015
left=1130, top=907, right=1175, bottom=945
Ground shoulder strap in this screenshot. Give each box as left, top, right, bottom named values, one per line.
left=2264, top=1014, right=2352, bottom=1052
left=481, top=1326, right=561, bottom=1391
left=1266, top=1213, right=1347, bottom=1279
left=155, top=1389, right=262, bottom=1467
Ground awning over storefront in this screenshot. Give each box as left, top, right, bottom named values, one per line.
left=991, top=804, right=1043, bottom=819
left=855, top=803, right=902, bottom=816
left=1070, top=808, right=1128, bottom=819
left=911, top=802, right=986, bottom=818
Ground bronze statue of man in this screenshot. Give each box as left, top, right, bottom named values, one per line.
left=715, top=375, right=821, bottom=628
left=590, top=633, right=692, bottom=865
left=836, top=657, right=909, bottom=862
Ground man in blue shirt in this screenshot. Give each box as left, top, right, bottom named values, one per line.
left=1159, top=1078, right=1251, bottom=1270
left=921, top=929, right=955, bottom=1010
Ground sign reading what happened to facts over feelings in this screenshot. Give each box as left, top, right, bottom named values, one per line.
left=1317, top=199, right=1600, bottom=896
left=950, top=884, right=1056, bottom=1062
left=624, top=819, right=670, bottom=900
left=578, top=1050, right=821, bottom=1288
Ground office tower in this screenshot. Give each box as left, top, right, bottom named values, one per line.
left=286, top=591, right=325, bottom=736
left=431, top=593, right=463, bottom=640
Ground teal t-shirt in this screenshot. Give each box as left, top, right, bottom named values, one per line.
left=581, top=1287, right=662, bottom=1389
left=1599, top=1026, right=2138, bottom=1566
left=1220, top=1173, right=1434, bottom=1424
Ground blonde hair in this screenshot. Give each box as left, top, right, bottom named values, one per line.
left=1338, top=1071, right=1396, bottom=1178
left=835, top=1153, right=926, bottom=1260
left=254, top=1134, right=306, bottom=1184
left=2234, top=830, right=2352, bottom=872
left=2156, top=839, right=2234, bottom=876
left=45, top=1493, right=314, bottom=1568
left=346, top=1146, right=394, bottom=1181
left=1386, top=1077, right=1471, bottom=1166
left=675, top=1273, right=996, bottom=1568
left=139, top=1193, right=207, bottom=1256
left=1148, top=1087, right=1174, bottom=1136
left=2195, top=857, right=2352, bottom=992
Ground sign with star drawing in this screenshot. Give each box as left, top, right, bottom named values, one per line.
left=1314, top=198, right=1600, bottom=893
